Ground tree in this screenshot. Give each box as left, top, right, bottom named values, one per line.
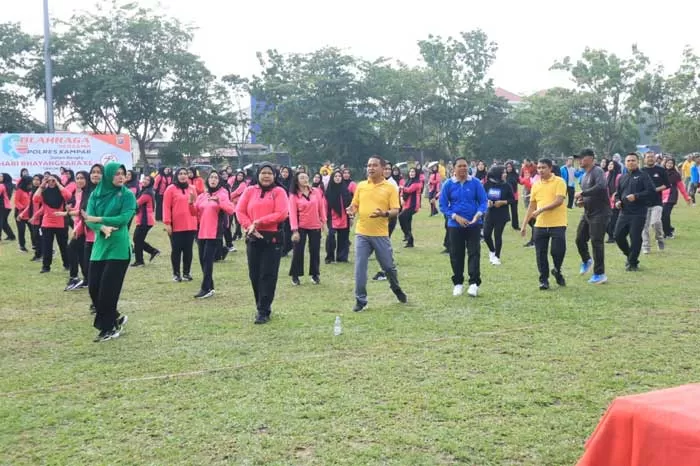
left=418, top=29, right=499, bottom=157
left=551, top=46, right=647, bottom=155
left=658, top=47, right=700, bottom=153
left=0, top=22, right=40, bottom=133
left=30, top=1, right=225, bottom=164
left=222, top=74, right=254, bottom=165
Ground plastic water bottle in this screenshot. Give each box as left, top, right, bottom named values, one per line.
left=334, top=316, right=342, bottom=336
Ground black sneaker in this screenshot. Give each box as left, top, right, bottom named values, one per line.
left=551, top=269, right=566, bottom=287
left=64, top=278, right=81, bottom=291
left=149, top=250, right=161, bottom=262
left=182, top=274, right=193, bottom=282
left=311, top=275, right=320, bottom=285
left=524, top=241, right=535, bottom=248
left=89, top=304, right=96, bottom=314
left=404, top=243, right=414, bottom=248
left=254, top=314, right=270, bottom=324
left=194, top=289, right=215, bottom=299
left=606, top=238, right=616, bottom=243
left=352, top=301, right=367, bottom=312
left=19, top=247, right=28, bottom=253
left=173, top=274, right=182, bottom=282
left=657, top=240, right=665, bottom=251
left=40, top=267, right=50, bottom=273
left=79, top=281, right=89, bottom=289
left=393, top=288, right=408, bottom=303
left=130, top=261, right=145, bottom=268
left=63, top=265, right=70, bottom=271
left=625, top=263, right=639, bottom=272
left=116, top=315, right=128, bottom=332
left=325, top=258, right=333, bottom=264
left=94, top=329, right=120, bottom=342
left=372, top=271, right=387, bottom=281
left=441, top=248, right=449, bottom=254
left=291, top=277, right=301, bottom=286
left=539, top=281, right=550, bottom=290
left=31, top=256, right=42, bottom=262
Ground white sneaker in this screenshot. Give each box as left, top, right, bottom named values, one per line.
left=467, top=284, right=479, bottom=297
left=452, top=284, right=464, bottom=296
left=491, top=255, right=501, bottom=265
left=489, top=251, right=497, bottom=264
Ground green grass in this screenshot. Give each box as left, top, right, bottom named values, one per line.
left=1, top=205, right=699, bottom=465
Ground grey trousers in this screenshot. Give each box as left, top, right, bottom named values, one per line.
left=354, top=234, right=400, bottom=305
left=642, top=205, right=663, bottom=251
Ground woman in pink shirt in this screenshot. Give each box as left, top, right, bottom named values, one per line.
left=131, top=175, right=160, bottom=267
left=20, top=174, right=44, bottom=260
left=399, top=168, right=422, bottom=248
left=288, top=172, right=327, bottom=285
left=0, top=173, right=16, bottom=241
left=236, top=163, right=289, bottom=324
left=153, top=166, right=172, bottom=221
left=428, top=165, right=441, bottom=216
left=191, top=171, right=235, bottom=299
left=163, top=167, right=198, bottom=282
left=342, top=168, right=357, bottom=194
left=60, top=171, right=90, bottom=290
left=33, top=174, right=71, bottom=273
left=229, top=171, right=248, bottom=241
left=14, top=175, right=32, bottom=252
left=82, top=164, right=103, bottom=309
left=324, top=170, right=352, bottom=263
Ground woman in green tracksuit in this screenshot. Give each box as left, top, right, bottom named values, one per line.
left=82, top=162, right=136, bottom=342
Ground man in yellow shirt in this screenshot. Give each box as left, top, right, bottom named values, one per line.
left=347, top=156, right=407, bottom=312
left=521, top=158, right=568, bottom=290
left=680, top=154, right=695, bottom=192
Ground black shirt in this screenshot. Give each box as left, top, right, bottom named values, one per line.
left=579, top=166, right=610, bottom=218
left=642, top=165, right=670, bottom=207
left=614, top=169, right=656, bottom=216
left=483, top=180, right=514, bottom=224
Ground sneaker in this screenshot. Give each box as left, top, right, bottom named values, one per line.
left=89, top=303, right=96, bottom=314
left=539, top=281, right=550, bottom=290
left=254, top=314, right=270, bottom=324
left=130, top=261, right=145, bottom=268
left=227, top=245, right=237, bottom=252
left=291, top=277, right=301, bottom=286
left=94, top=329, right=120, bottom=342
left=149, top=250, right=160, bottom=262
left=579, top=259, right=593, bottom=275
left=19, top=247, right=28, bottom=253
left=657, top=240, right=665, bottom=251
left=404, top=243, right=414, bottom=248
left=588, top=274, right=608, bottom=285
left=31, top=256, right=42, bottom=262
left=625, top=263, right=639, bottom=272
left=666, top=233, right=675, bottom=240
left=78, top=281, right=88, bottom=289
left=441, top=248, right=449, bottom=254
left=467, top=284, right=479, bottom=297
left=524, top=241, right=535, bottom=248
left=642, top=249, right=650, bottom=255
left=325, top=258, right=333, bottom=264
left=64, top=277, right=80, bottom=291
left=372, top=272, right=387, bottom=281
left=606, top=238, right=616, bottom=244
left=194, top=289, right=215, bottom=299
left=393, top=288, right=408, bottom=303
left=40, top=267, right=50, bottom=273
left=453, top=284, right=464, bottom=296
left=311, top=275, right=320, bottom=285
left=352, top=301, right=367, bottom=312
left=173, top=274, right=182, bottom=282
left=489, top=251, right=497, bottom=264
left=552, top=269, right=566, bottom=287
left=182, top=274, right=193, bottom=282
left=116, top=315, right=128, bottom=332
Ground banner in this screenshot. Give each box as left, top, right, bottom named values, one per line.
left=0, top=133, right=133, bottom=178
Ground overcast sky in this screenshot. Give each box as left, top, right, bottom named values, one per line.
left=8, top=0, right=699, bottom=103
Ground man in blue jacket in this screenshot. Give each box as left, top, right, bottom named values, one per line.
left=439, top=157, right=488, bottom=298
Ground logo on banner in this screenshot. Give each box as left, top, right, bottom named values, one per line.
left=1, top=135, right=27, bottom=159
left=101, top=153, right=118, bottom=165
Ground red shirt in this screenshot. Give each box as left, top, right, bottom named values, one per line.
left=289, top=188, right=326, bottom=231
left=229, top=182, right=248, bottom=208
left=326, top=195, right=350, bottom=229
left=236, top=185, right=289, bottom=233
left=72, top=190, right=85, bottom=238
left=401, top=181, right=422, bottom=213
left=14, top=189, right=31, bottom=211
left=135, top=191, right=155, bottom=227
left=163, top=184, right=198, bottom=232
left=64, top=182, right=77, bottom=197
left=35, top=188, right=71, bottom=228
left=192, top=188, right=235, bottom=239
left=0, top=184, right=10, bottom=209
left=429, top=172, right=441, bottom=194
left=190, top=178, right=205, bottom=195
left=154, top=175, right=172, bottom=195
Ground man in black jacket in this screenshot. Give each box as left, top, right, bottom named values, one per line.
left=613, top=153, right=656, bottom=271
left=573, top=148, right=610, bottom=284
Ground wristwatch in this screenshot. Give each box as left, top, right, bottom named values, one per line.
left=384, top=211, right=390, bottom=218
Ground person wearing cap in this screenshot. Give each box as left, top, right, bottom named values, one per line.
left=573, top=148, right=610, bottom=284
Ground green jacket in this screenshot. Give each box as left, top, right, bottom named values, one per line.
left=86, top=163, right=137, bottom=261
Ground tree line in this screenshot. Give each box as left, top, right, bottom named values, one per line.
left=2, top=1, right=699, bottom=168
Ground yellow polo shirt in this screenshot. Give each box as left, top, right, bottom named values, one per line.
left=531, top=175, right=568, bottom=228
left=681, top=161, right=693, bottom=179
left=351, top=179, right=400, bottom=236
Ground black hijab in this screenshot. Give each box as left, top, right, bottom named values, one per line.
left=255, top=163, right=281, bottom=198
left=606, top=161, right=621, bottom=195
left=1, top=173, right=14, bottom=200
left=277, top=166, right=292, bottom=192
left=80, top=164, right=102, bottom=212
left=207, top=173, right=222, bottom=195
left=18, top=175, right=33, bottom=192
left=325, top=170, right=351, bottom=216
left=231, top=171, right=246, bottom=191
left=174, top=167, right=190, bottom=192
left=42, top=176, right=64, bottom=209
left=126, top=170, right=139, bottom=191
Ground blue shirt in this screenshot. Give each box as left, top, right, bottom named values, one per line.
left=691, top=165, right=700, bottom=184
left=439, top=176, right=488, bottom=228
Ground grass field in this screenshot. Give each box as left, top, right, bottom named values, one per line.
left=1, top=204, right=699, bottom=465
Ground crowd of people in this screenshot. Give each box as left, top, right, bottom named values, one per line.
left=0, top=149, right=694, bottom=341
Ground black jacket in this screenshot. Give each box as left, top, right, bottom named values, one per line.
left=614, top=169, right=656, bottom=216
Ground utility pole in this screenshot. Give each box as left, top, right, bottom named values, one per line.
left=43, top=0, right=55, bottom=133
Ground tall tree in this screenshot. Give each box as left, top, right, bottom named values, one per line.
left=418, top=29, right=499, bottom=157
left=551, top=46, right=647, bottom=155
left=29, top=1, right=226, bottom=164
left=658, top=47, right=700, bottom=153
left=0, top=22, right=40, bottom=133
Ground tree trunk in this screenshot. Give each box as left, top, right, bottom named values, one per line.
left=138, top=138, right=148, bottom=167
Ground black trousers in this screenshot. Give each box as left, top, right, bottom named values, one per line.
left=534, top=226, right=567, bottom=283
left=170, top=230, right=195, bottom=276
left=429, top=191, right=439, bottom=215
left=661, top=203, right=675, bottom=237
left=223, top=216, right=233, bottom=248
left=0, top=207, right=15, bottom=239
left=133, top=225, right=157, bottom=263
left=198, top=238, right=218, bottom=291
left=398, top=210, right=415, bottom=245
left=326, top=227, right=350, bottom=262
left=510, top=200, right=520, bottom=229
left=68, top=235, right=87, bottom=279
left=614, top=213, right=646, bottom=267
left=575, top=215, right=608, bottom=275
left=42, top=227, right=69, bottom=270
left=388, top=217, right=397, bottom=237
left=89, top=259, right=129, bottom=332
left=233, top=214, right=243, bottom=240
left=84, top=241, right=93, bottom=290
left=30, top=224, right=42, bottom=257
left=483, top=218, right=507, bottom=258
left=16, top=209, right=28, bottom=249
left=443, top=216, right=450, bottom=249
left=567, top=186, right=576, bottom=209
left=155, top=193, right=164, bottom=222
left=247, top=232, right=283, bottom=317
left=448, top=226, right=481, bottom=286
left=290, top=228, right=321, bottom=277
left=607, top=209, right=619, bottom=240
left=281, top=220, right=293, bottom=256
